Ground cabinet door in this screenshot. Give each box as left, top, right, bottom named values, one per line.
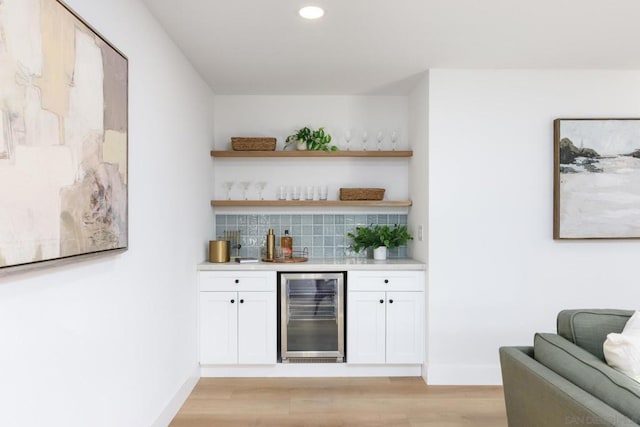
left=347, top=291, right=386, bottom=364
left=199, top=291, right=238, bottom=364
left=238, top=291, right=276, bottom=364
left=385, top=291, right=424, bottom=364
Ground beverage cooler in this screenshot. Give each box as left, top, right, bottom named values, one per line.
left=278, top=272, right=345, bottom=363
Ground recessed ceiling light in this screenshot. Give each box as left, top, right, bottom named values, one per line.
left=299, top=6, right=324, bottom=20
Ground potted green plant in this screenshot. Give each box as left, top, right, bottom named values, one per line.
left=285, top=127, right=338, bottom=151
left=347, top=224, right=413, bottom=260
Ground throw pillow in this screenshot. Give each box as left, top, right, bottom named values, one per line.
left=622, top=311, right=640, bottom=336
left=604, top=311, right=640, bottom=382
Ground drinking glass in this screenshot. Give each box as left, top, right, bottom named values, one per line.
left=344, top=129, right=352, bottom=151
left=376, top=130, right=385, bottom=151
left=318, top=185, right=328, bottom=200
left=361, top=131, right=368, bottom=151
left=390, top=130, right=398, bottom=151
left=240, top=181, right=251, bottom=200
left=291, top=186, right=301, bottom=200
left=305, top=185, right=315, bottom=200
left=255, top=182, right=266, bottom=200
left=223, top=181, right=234, bottom=200
left=278, top=185, right=287, bottom=200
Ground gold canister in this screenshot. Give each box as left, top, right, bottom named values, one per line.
left=209, top=240, right=230, bottom=263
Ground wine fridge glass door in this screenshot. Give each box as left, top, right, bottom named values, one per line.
left=280, top=272, right=345, bottom=362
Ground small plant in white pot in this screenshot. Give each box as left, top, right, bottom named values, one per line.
left=347, top=224, right=413, bottom=260
left=285, top=127, right=338, bottom=151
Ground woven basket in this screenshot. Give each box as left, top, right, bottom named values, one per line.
left=339, top=188, right=385, bottom=201
left=231, top=137, right=276, bottom=151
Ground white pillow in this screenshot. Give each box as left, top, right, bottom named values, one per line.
left=603, top=311, right=640, bottom=382
left=622, top=311, right=640, bottom=336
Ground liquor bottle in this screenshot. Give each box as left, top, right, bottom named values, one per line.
left=281, top=230, right=293, bottom=258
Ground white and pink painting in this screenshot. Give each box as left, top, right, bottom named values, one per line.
left=554, top=119, right=640, bottom=239
left=0, top=0, right=128, bottom=271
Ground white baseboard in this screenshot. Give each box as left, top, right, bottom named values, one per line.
left=152, top=366, right=200, bottom=427
left=426, top=363, right=502, bottom=385
left=201, top=363, right=422, bottom=378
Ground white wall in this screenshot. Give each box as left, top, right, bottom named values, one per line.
left=408, top=73, right=429, bottom=262
left=427, top=70, right=640, bottom=384
left=0, top=1, right=214, bottom=426
left=213, top=96, right=410, bottom=204
left=407, top=73, right=429, bottom=381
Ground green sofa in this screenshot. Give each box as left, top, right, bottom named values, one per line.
left=500, top=309, right=640, bottom=426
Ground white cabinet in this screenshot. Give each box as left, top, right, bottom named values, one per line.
left=199, top=271, right=276, bottom=365
left=347, top=270, right=425, bottom=364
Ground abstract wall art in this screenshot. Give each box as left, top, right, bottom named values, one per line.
left=0, top=0, right=128, bottom=273
left=554, top=118, right=640, bottom=239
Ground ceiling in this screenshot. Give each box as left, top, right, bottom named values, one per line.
left=141, top=0, right=640, bottom=95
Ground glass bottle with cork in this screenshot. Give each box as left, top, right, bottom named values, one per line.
left=281, top=230, right=293, bottom=259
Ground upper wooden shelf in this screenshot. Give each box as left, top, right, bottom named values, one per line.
left=211, top=200, right=413, bottom=207
left=210, top=150, right=413, bottom=158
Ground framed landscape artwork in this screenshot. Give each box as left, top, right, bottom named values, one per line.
left=0, top=0, right=128, bottom=273
left=554, top=118, right=640, bottom=239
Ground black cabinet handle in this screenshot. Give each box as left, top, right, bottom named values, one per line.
left=384, top=279, right=389, bottom=284
left=379, top=299, right=384, bottom=304
left=389, top=299, right=394, bottom=304
left=240, top=299, right=245, bottom=304
left=230, top=299, right=235, bottom=303
left=235, top=279, right=239, bottom=284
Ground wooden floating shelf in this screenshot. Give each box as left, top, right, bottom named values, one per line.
left=211, top=200, right=413, bottom=207
left=211, top=150, right=413, bottom=158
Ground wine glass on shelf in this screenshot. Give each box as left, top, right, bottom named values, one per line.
left=361, top=131, right=368, bottom=151
left=240, top=181, right=251, bottom=200
left=390, top=130, right=398, bottom=151
left=223, top=181, right=234, bottom=200
left=344, top=129, right=352, bottom=151
left=255, top=182, right=266, bottom=200
left=376, top=130, right=385, bottom=151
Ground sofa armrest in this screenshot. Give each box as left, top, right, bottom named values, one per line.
left=499, top=346, right=636, bottom=426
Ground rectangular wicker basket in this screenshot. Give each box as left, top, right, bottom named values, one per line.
left=231, top=137, right=276, bottom=151
left=339, top=188, right=385, bottom=201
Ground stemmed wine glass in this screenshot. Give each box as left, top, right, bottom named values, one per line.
left=344, top=129, right=352, bottom=151
left=223, top=181, right=234, bottom=200
left=390, top=131, right=398, bottom=151
left=240, top=181, right=251, bottom=200
left=255, top=182, right=266, bottom=200
left=361, top=131, right=368, bottom=151
left=376, top=130, right=385, bottom=151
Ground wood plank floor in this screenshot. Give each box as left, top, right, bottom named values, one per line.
left=170, top=377, right=508, bottom=427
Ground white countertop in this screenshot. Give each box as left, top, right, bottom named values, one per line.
left=197, top=258, right=426, bottom=271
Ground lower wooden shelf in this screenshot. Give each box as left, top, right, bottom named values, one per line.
left=211, top=200, right=412, bottom=207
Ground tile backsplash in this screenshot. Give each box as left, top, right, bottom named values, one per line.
left=215, top=214, right=408, bottom=259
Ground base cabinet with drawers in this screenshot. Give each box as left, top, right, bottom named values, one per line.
left=347, top=270, right=425, bottom=364
left=198, top=267, right=426, bottom=371
left=199, top=271, right=276, bottom=364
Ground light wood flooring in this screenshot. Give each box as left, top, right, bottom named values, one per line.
left=170, top=377, right=507, bottom=427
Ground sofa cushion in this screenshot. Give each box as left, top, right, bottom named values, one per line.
left=557, top=309, right=634, bottom=361
left=534, top=332, right=640, bottom=424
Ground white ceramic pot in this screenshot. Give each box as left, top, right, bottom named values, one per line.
left=373, top=246, right=387, bottom=260
left=296, top=140, right=307, bottom=151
